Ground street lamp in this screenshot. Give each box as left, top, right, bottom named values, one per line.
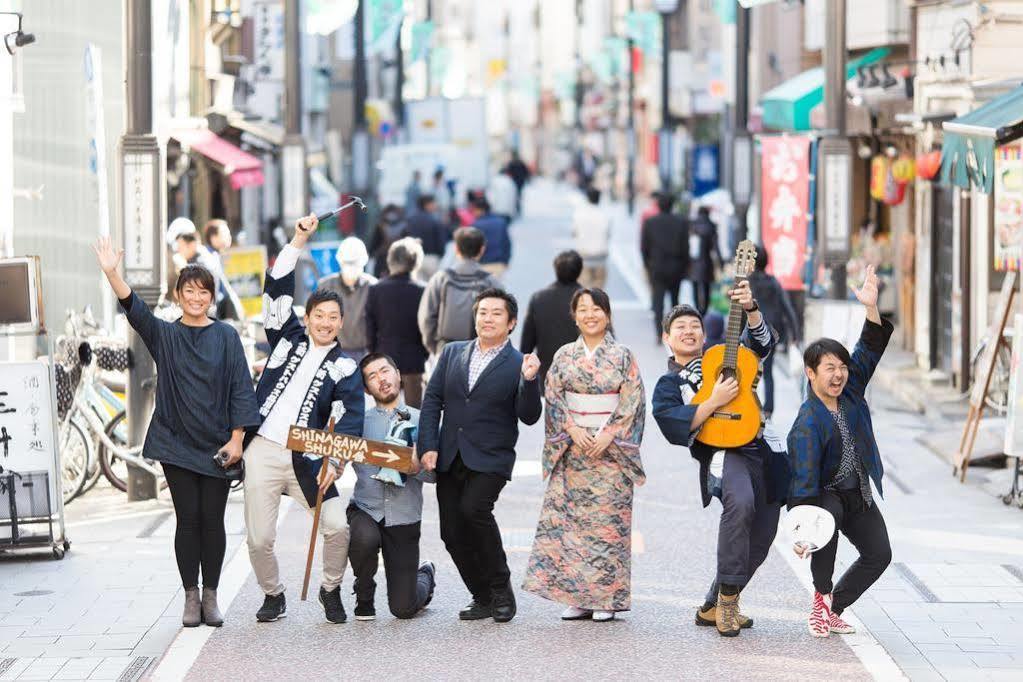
left=1, top=12, right=34, bottom=56
left=655, top=1, right=678, bottom=192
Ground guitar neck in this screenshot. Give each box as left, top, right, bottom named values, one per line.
left=722, top=276, right=747, bottom=370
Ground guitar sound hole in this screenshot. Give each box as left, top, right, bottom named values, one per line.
left=718, top=367, right=737, bottom=382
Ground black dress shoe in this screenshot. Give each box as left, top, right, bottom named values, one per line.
left=492, top=586, right=516, bottom=623
left=458, top=599, right=492, bottom=620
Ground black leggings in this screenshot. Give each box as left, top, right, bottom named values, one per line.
left=162, top=463, right=230, bottom=589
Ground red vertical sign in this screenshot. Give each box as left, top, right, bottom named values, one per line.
left=760, top=135, right=811, bottom=291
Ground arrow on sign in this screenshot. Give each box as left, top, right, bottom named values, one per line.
left=372, top=449, right=401, bottom=463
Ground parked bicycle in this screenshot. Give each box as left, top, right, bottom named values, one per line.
left=970, top=326, right=1012, bottom=415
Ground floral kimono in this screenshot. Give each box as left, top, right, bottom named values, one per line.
left=522, top=334, right=645, bottom=611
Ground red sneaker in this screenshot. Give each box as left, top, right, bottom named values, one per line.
left=808, top=591, right=831, bottom=638
left=829, top=610, right=856, bottom=634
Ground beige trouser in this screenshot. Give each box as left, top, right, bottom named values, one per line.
left=481, top=262, right=507, bottom=280
left=244, top=436, right=349, bottom=595
left=579, top=262, right=607, bottom=289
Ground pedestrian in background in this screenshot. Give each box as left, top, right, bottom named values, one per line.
left=316, top=237, right=376, bottom=362
left=523, top=288, right=645, bottom=623
left=520, top=250, right=583, bottom=386
left=487, top=167, right=518, bottom=223
left=572, top=187, right=610, bottom=289
left=366, top=238, right=429, bottom=408
left=405, top=169, right=422, bottom=216
left=504, top=152, right=531, bottom=217
left=401, top=194, right=448, bottom=281
left=201, top=219, right=244, bottom=320
left=93, top=237, right=260, bottom=629
left=418, top=289, right=543, bottom=624
left=367, top=203, right=405, bottom=279
left=430, top=167, right=451, bottom=228
left=417, top=227, right=499, bottom=358
left=747, top=246, right=801, bottom=419
left=472, top=197, right=512, bottom=280
left=689, top=206, right=724, bottom=315
left=641, top=193, right=689, bottom=342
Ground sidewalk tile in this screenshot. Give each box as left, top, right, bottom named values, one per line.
left=969, top=653, right=1021, bottom=668
left=0, top=660, right=32, bottom=682
left=941, top=623, right=986, bottom=637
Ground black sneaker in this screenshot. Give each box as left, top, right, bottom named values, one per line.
left=354, top=600, right=376, bottom=621
left=256, top=592, right=286, bottom=622
left=419, top=561, right=437, bottom=607
left=319, top=586, right=347, bottom=624
left=458, top=599, right=492, bottom=621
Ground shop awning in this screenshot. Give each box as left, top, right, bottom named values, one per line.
left=171, top=129, right=265, bottom=190
left=941, top=86, right=1023, bottom=193
left=759, top=48, right=890, bottom=132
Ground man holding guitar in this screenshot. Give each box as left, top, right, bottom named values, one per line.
left=653, top=241, right=790, bottom=638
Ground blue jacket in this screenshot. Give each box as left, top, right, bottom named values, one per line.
left=247, top=258, right=365, bottom=508
left=417, top=340, right=542, bottom=479
left=652, top=321, right=788, bottom=507
left=786, top=318, right=894, bottom=508
left=474, top=214, right=512, bottom=265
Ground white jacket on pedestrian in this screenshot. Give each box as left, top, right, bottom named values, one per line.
left=487, top=174, right=518, bottom=217
left=572, top=202, right=611, bottom=262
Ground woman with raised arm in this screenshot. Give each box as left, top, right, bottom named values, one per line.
left=93, top=237, right=260, bottom=628
left=522, top=288, right=646, bottom=622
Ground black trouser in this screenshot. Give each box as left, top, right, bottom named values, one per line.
left=651, top=278, right=682, bottom=335
left=811, top=489, right=892, bottom=615
left=162, top=463, right=230, bottom=589
left=761, top=350, right=775, bottom=415
left=714, top=451, right=781, bottom=590
left=694, top=280, right=712, bottom=315
left=346, top=506, right=433, bottom=619
left=436, top=455, right=509, bottom=603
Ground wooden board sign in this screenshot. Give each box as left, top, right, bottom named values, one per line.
left=286, top=426, right=415, bottom=474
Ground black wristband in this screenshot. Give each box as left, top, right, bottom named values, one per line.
left=744, top=301, right=759, bottom=313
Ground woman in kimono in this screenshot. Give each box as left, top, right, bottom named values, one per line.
left=94, top=237, right=260, bottom=628
left=523, top=288, right=645, bottom=622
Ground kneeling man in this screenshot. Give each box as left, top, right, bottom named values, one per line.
left=348, top=353, right=437, bottom=620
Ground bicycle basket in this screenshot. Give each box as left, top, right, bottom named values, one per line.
left=93, top=342, right=130, bottom=372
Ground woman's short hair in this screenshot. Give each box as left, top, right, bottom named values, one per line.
left=387, top=237, right=424, bottom=275
left=174, top=263, right=216, bottom=297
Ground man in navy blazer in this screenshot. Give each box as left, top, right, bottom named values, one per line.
left=419, top=288, right=542, bottom=623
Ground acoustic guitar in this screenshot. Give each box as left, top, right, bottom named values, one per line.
left=691, top=240, right=764, bottom=449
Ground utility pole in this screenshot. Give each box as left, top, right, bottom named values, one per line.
left=626, top=0, right=636, bottom=215
left=352, top=0, right=369, bottom=235
left=394, top=18, right=405, bottom=129
left=731, top=4, right=751, bottom=243
left=282, top=0, right=307, bottom=234
left=822, top=0, right=851, bottom=299
left=119, top=0, right=162, bottom=501
left=425, top=0, right=433, bottom=97
left=655, top=1, right=679, bottom=192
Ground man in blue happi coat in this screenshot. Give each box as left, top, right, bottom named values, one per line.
left=787, top=265, right=894, bottom=638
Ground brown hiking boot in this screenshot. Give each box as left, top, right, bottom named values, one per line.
left=716, top=591, right=742, bottom=637
left=696, top=602, right=753, bottom=629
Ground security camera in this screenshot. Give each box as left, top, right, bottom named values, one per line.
left=2, top=13, right=35, bottom=56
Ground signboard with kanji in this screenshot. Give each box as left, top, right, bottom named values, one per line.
left=0, top=361, right=58, bottom=506
left=760, top=135, right=811, bottom=291
left=286, top=426, right=415, bottom=474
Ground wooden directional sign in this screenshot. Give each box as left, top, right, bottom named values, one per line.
left=286, top=425, right=415, bottom=474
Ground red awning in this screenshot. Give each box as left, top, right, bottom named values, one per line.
left=172, top=129, right=265, bottom=190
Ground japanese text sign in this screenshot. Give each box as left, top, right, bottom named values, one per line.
left=760, top=135, right=810, bottom=291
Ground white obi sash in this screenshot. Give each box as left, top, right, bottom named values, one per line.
left=566, top=391, right=619, bottom=430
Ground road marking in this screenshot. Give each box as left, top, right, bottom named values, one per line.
left=610, top=249, right=649, bottom=307
left=149, top=497, right=295, bottom=681
left=772, top=532, right=907, bottom=681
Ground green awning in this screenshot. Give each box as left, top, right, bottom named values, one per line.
left=760, top=48, right=890, bottom=132
left=941, top=86, right=1023, bottom=193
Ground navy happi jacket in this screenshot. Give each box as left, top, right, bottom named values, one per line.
left=247, top=254, right=365, bottom=507
left=786, top=318, right=894, bottom=509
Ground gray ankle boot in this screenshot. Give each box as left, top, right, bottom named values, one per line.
left=202, top=587, right=224, bottom=627
left=182, top=588, right=201, bottom=627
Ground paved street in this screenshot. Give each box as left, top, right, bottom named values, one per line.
left=3, top=181, right=1023, bottom=681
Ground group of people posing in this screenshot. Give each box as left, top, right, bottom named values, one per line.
left=91, top=203, right=894, bottom=638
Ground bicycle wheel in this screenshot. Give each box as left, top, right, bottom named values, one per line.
left=984, top=339, right=1013, bottom=414
left=99, top=410, right=129, bottom=492
left=60, top=419, right=91, bottom=504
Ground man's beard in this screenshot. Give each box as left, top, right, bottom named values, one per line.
left=374, top=385, right=401, bottom=404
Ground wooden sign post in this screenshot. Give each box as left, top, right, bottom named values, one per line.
left=955, top=271, right=1017, bottom=482
left=291, top=422, right=416, bottom=599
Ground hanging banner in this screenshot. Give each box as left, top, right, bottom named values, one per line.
left=760, top=135, right=811, bottom=291
left=994, top=141, right=1023, bottom=272
left=222, top=246, right=268, bottom=318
